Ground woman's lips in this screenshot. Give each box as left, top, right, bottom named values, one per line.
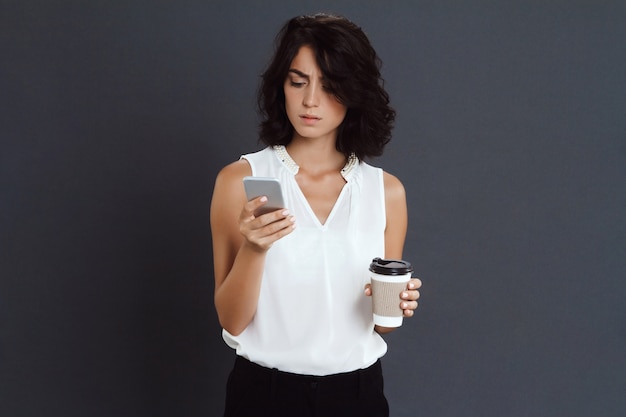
left=300, top=114, right=321, bottom=125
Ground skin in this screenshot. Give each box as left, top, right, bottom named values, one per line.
left=210, top=45, right=421, bottom=337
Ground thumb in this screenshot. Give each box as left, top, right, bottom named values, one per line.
left=364, top=283, right=372, bottom=297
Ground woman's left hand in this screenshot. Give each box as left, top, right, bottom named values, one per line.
left=364, top=278, right=422, bottom=317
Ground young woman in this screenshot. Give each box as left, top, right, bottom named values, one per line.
left=210, top=14, right=422, bottom=417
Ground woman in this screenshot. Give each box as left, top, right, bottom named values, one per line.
left=210, top=13, right=422, bottom=417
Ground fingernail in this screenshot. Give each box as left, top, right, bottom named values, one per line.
left=281, top=209, right=290, bottom=216
left=401, top=302, right=408, bottom=309
left=408, top=282, right=415, bottom=289
left=402, top=292, right=408, bottom=299
left=260, top=196, right=268, bottom=202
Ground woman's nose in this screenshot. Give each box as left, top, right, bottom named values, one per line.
left=303, top=84, right=320, bottom=107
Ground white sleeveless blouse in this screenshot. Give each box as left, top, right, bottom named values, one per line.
left=222, top=146, right=388, bottom=375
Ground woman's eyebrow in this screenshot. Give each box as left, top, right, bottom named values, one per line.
left=288, top=69, right=309, bottom=79
left=288, top=69, right=327, bottom=83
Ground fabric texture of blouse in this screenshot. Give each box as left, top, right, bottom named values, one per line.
left=222, top=146, right=388, bottom=376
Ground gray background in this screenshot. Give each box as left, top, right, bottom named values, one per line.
left=1, top=1, right=625, bottom=416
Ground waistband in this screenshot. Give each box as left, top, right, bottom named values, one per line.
left=233, top=355, right=383, bottom=399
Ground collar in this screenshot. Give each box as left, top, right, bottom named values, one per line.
left=273, top=145, right=358, bottom=181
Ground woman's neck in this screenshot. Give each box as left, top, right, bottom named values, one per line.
left=285, top=138, right=347, bottom=176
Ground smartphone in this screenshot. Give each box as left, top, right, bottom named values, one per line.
left=243, top=176, right=286, bottom=216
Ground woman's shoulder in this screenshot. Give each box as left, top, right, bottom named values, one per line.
left=382, top=170, right=406, bottom=202
left=358, top=161, right=404, bottom=191
left=211, top=159, right=251, bottom=222
left=216, top=158, right=252, bottom=184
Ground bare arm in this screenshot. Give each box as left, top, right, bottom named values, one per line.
left=210, top=160, right=296, bottom=335
left=382, top=171, right=408, bottom=260
left=370, top=171, right=421, bottom=334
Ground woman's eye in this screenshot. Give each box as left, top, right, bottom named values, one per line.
left=290, top=81, right=305, bottom=88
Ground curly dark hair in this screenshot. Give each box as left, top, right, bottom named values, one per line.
left=258, top=14, right=395, bottom=161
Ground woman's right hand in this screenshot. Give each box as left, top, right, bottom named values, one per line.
left=239, top=196, right=296, bottom=252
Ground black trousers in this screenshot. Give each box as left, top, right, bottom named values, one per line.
left=223, top=356, right=389, bottom=417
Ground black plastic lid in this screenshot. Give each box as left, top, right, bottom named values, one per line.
left=369, top=257, right=413, bottom=275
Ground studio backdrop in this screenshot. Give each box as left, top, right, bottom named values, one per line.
left=1, top=1, right=625, bottom=417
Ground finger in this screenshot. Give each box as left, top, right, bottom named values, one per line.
left=407, top=278, right=422, bottom=290
left=400, top=300, right=418, bottom=311
left=244, top=218, right=295, bottom=251
left=251, top=215, right=296, bottom=244
left=260, top=212, right=295, bottom=234
left=258, top=209, right=292, bottom=226
left=244, top=196, right=268, bottom=217
left=401, top=290, right=420, bottom=301
left=240, top=197, right=268, bottom=223
left=243, top=209, right=292, bottom=235
left=270, top=216, right=297, bottom=238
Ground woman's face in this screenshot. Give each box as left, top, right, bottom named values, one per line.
left=283, top=45, right=347, bottom=143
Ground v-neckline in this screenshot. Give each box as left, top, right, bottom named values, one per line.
left=274, top=145, right=358, bottom=228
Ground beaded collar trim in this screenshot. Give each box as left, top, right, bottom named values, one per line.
left=273, top=145, right=358, bottom=180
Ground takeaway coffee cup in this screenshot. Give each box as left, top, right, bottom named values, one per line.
left=369, top=257, right=413, bottom=327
